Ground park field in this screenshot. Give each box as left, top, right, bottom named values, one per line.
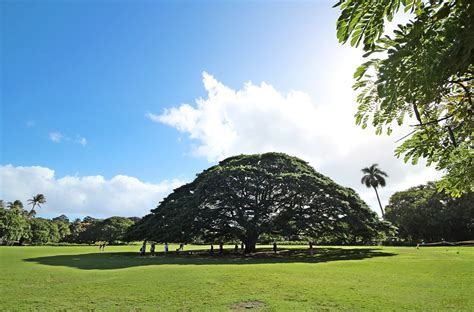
left=0, top=245, right=473, bottom=311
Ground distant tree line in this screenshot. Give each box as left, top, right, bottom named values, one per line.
left=0, top=199, right=138, bottom=245
left=385, top=182, right=474, bottom=243
left=2, top=179, right=472, bottom=246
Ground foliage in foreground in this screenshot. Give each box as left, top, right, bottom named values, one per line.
left=335, top=0, right=474, bottom=197
left=385, top=182, right=474, bottom=243
left=128, top=153, right=392, bottom=252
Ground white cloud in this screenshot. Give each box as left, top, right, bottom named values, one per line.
left=145, top=112, right=161, bottom=122
left=76, top=136, right=87, bottom=147
left=49, top=132, right=64, bottom=143
left=48, top=132, right=87, bottom=147
left=0, top=165, right=185, bottom=218
left=150, top=72, right=442, bottom=215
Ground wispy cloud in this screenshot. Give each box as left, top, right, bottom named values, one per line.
left=48, top=131, right=88, bottom=147
left=145, top=112, right=161, bottom=122
left=49, top=132, right=64, bottom=143
left=76, top=136, right=88, bottom=147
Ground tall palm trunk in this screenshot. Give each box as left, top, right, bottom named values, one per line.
left=28, top=203, right=37, bottom=218
left=373, top=186, right=385, bottom=218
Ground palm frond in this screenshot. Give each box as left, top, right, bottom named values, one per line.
left=377, top=169, right=389, bottom=177
left=361, top=164, right=388, bottom=189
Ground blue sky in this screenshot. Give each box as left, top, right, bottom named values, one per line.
left=3, top=0, right=337, bottom=181
left=1, top=0, right=440, bottom=218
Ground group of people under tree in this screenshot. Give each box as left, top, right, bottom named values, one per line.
left=139, top=241, right=170, bottom=256
left=98, top=242, right=107, bottom=251
left=137, top=240, right=316, bottom=256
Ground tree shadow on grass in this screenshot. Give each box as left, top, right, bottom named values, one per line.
left=24, top=247, right=396, bottom=270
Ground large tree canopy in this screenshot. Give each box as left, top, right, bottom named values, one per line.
left=335, top=0, right=474, bottom=196
left=128, top=153, right=389, bottom=252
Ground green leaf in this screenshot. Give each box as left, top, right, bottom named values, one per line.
left=353, top=64, right=367, bottom=80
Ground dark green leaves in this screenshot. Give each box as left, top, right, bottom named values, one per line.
left=130, top=153, right=386, bottom=245
left=385, top=182, right=474, bottom=242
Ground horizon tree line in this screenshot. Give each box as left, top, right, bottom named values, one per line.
left=2, top=159, right=471, bottom=246
left=0, top=196, right=139, bottom=245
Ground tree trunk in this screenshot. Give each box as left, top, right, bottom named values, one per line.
left=373, top=186, right=385, bottom=219
left=244, top=236, right=257, bottom=253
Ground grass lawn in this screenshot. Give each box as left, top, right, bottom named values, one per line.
left=0, top=244, right=472, bottom=311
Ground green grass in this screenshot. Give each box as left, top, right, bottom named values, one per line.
left=1, top=245, right=473, bottom=311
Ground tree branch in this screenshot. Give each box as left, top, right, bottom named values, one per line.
left=413, top=103, right=422, bottom=124
left=447, top=126, right=457, bottom=147
left=395, top=129, right=418, bottom=143
left=409, top=113, right=454, bottom=127
left=448, top=80, right=473, bottom=107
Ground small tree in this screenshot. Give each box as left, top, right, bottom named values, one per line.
left=78, top=218, right=101, bottom=244
left=96, top=217, right=135, bottom=244
left=52, top=215, right=69, bottom=223
left=66, top=218, right=87, bottom=243
left=29, top=218, right=52, bottom=244
left=53, top=220, right=71, bottom=242
left=0, top=208, right=30, bottom=245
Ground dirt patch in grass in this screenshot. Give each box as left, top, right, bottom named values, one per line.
left=230, top=300, right=267, bottom=310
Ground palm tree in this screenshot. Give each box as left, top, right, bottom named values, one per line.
left=27, top=194, right=46, bottom=217
left=7, top=200, right=26, bottom=215
left=361, top=164, right=388, bottom=218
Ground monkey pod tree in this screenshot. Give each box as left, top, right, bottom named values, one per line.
left=128, top=153, right=388, bottom=253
